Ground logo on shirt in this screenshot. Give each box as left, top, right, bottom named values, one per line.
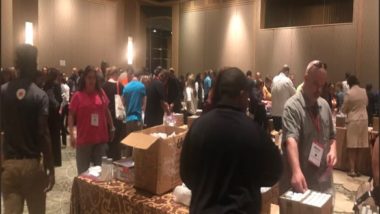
left=16, top=88, right=26, bottom=100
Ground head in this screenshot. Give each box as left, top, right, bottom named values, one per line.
left=46, top=68, right=60, bottom=86
left=187, top=74, right=196, bottom=88
left=78, top=65, right=101, bottom=92
left=15, top=44, right=38, bottom=80
left=254, top=72, right=261, bottom=80
left=107, top=66, right=119, bottom=81
left=302, top=60, right=328, bottom=104
left=246, top=70, right=252, bottom=79
left=159, top=70, right=170, bottom=85
left=282, top=64, right=290, bottom=76
left=335, top=81, right=343, bottom=92
left=169, top=68, right=175, bottom=76
left=154, top=66, right=163, bottom=78
left=345, top=72, right=351, bottom=80
left=72, top=67, right=78, bottom=76
left=347, top=75, right=359, bottom=88
left=126, top=66, right=135, bottom=82
left=100, top=61, right=109, bottom=75
left=256, top=79, right=264, bottom=89
left=212, top=67, right=250, bottom=111
left=264, top=77, right=272, bottom=88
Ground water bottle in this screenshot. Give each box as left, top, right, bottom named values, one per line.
left=106, top=158, right=113, bottom=181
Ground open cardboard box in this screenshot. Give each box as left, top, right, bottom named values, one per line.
left=279, top=190, right=332, bottom=214
left=121, top=125, right=187, bottom=195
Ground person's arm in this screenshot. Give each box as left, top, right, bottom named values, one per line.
left=327, top=109, right=337, bottom=167
left=142, top=96, right=147, bottom=112
left=37, top=94, right=55, bottom=192
left=342, top=93, right=350, bottom=114
left=106, top=108, right=115, bottom=141
left=283, top=105, right=308, bottom=192
left=68, top=110, right=76, bottom=148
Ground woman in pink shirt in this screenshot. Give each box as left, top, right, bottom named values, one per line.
left=68, top=66, right=115, bottom=174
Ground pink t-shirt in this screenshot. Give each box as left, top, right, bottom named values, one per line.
left=69, top=90, right=110, bottom=146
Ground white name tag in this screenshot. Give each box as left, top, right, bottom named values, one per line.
left=308, top=141, right=324, bottom=167
left=91, top=113, right=99, bottom=127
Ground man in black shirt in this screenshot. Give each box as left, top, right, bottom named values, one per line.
left=180, top=67, right=282, bottom=214
left=0, top=44, right=55, bottom=214
left=144, top=69, right=170, bottom=127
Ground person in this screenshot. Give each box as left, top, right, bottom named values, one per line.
left=342, top=75, right=368, bottom=177
left=366, top=84, right=376, bottom=126
left=60, top=73, right=70, bottom=148
left=44, top=68, right=63, bottom=167
left=144, top=69, right=170, bottom=127
left=342, top=72, right=350, bottom=95
left=122, top=70, right=147, bottom=156
left=321, top=82, right=334, bottom=110
left=246, top=70, right=253, bottom=79
left=195, top=73, right=204, bottom=109
left=184, top=74, right=198, bottom=116
left=263, top=79, right=272, bottom=101
left=271, top=64, right=296, bottom=131
left=281, top=60, right=336, bottom=194
left=335, top=82, right=344, bottom=113
left=203, top=70, right=212, bottom=102
left=254, top=71, right=261, bottom=83
left=180, top=67, right=282, bottom=213
left=102, top=67, right=125, bottom=161
left=68, top=67, right=80, bottom=96
left=0, top=44, right=55, bottom=214
left=373, top=136, right=379, bottom=186
left=167, top=68, right=182, bottom=113
left=249, top=79, right=268, bottom=130
left=68, top=65, right=115, bottom=174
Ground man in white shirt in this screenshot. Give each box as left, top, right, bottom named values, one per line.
left=60, top=73, right=70, bottom=147
left=271, top=64, right=296, bottom=131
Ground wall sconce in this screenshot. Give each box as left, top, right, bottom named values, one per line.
left=127, top=36, right=134, bottom=65
left=25, top=22, right=34, bottom=45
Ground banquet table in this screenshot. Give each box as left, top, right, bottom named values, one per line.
left=70, top=176, right=189, bottom=214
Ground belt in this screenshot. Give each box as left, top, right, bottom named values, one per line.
left=4, top=154, right=41, bottom=160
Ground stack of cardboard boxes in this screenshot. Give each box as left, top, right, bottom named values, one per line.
left=280, top=190, right=333, bottom=214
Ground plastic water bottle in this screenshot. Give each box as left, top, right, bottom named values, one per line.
left=107, top=158, right=113, bottom=181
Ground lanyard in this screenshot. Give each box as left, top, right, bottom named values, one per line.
left=308, top=110, right=321, bottom=134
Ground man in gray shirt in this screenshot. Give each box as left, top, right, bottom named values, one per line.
left=281, top=60, right=336, bottom=194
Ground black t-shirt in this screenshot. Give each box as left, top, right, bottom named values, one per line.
left=0, top=79, right=49, bottom=158
left=180, top=105, right=282, bottom=214
left=145, top=79, right=166, bottom=127
left=103, top=81, right=124, bottom=120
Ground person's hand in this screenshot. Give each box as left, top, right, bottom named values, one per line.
left=291, top=170, right=308, bottom=193
left=44, top=169, right=55, bottom=192
left=327, top=148, right=337, bottom=167
left=70, top=135, right=76, bottom=148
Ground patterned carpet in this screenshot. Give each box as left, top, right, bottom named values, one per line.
left=2, top=146, right=367, bottom=214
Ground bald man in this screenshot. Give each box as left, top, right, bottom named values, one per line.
left=280, top=60, right=336, bottom=194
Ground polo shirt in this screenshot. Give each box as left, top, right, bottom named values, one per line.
left=122, top=80, right=146, bottom=122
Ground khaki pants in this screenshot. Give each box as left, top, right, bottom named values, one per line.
left=1, top=159, right=47, bottom=214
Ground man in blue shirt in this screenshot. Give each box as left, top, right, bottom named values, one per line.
left=203, top=70, right=212, bottom=102
left=122, top=70, right=146, bottom=156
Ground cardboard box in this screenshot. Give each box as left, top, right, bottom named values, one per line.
left=121, top=125, right=187, bottom=195
left=336, top=115, right=346, bottom=127
left=280, top=190, right=332, bottom=214
left=261, top=183, right=280, bottom=214
left=187, top=115, right=199, bottom=128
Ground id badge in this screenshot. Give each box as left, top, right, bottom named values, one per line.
left=91, top=113, right=99, bottom=127
left=308, top=140, right=324, bottom=167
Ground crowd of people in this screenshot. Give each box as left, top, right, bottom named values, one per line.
left=1, top=44, right=380, bottom=213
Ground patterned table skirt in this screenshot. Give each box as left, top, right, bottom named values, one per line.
left=70, top=176, right=189, bottom=214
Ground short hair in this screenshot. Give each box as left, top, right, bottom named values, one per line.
left=15, top=44, right=38, bottom=79
left=347, top=75, right=359, bottom=88
left=215, top=67, right=250, bottom=101
left=345, top=72, right=351, bottom=79
left=366, top=84, right=373, bottom=91
left=306, top=60, right=327, bottom=75
left=246, top=70, right=252, bottom=77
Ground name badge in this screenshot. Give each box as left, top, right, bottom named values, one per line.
left=308, top=140, right=324, bottom=167
left=91, top=113, right=99, bottom=127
